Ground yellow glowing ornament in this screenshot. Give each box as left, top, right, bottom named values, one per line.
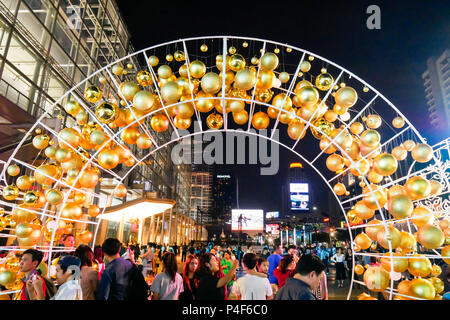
left=365, top=219, right=383, bottom=241
left=16, top=176, right=32, bottom=191
left=296, top=86, right=319, bottom=107
left=189, top=60, right=206, bottom=78
left=206, top=113, right=224, bottom=130
left=234, top=68, right=256, bottom=91
left=310, top=118, right=334, bottom=140
left=150, top=114, right=169, bottom=132
left=363, top=266, right=390, bottom=292
left=392, top=145, right=408, bottom=161
left=392, top=116, right=405, bottom=128
left=136, top=70, right=153, bottom=87
left=403, top=139, right=416, bottom=151
left=84, top=85, right=102, bottom=103
left=201, top=72, right=221, bottom=94
left=409, top=278, right=435, bottom=300
left=194, top=91, right=215, bottom=113
left=228, top=54, right=246, bottom=72
left=373, top=153, right=398, bottom=176
left=326, top=154, right=344, bottom=172
left=300, top=61, right=311, bottom=73
left=387, top=194, right=413, bottom=219
left=354, top=201, right=375, bottom=220
left=32, top=134, right=50, bottom=150
left=148, top=55, right=159, bottom=67
left=112, top=63, right=124, bottom=75
left=165, top=54, right=173, bottom=62
left=376, top=225, right=401, bottom=249
left=417, top=224, right=444, bottom=249
left=333, top=183, right=346, bottom=196
left=287, top=120, right=306, bottom=141
left=315, top=73, right=334, bottom=91
left=2, top=185, right=19, bottom=201
left=228, top=46, right=236, bottom=55
left=64, top=100, right=82, bottom=116
left=95, top=102, right=118, bottom=124
left=405, top=176, right=431, bottom=200
left=200, top=44, right=208, bottom=52
left=278, top=72, right=290, bottom=84
left=355, top=233, right=372, bottom=250
left=411, top=143, right=433, bottom=163
left=366, top=114, right=382, bottom=129
left=260, top=53, right=279, bottom=71
left=98, top=148, right=120, bottom=170
left=161, top=81, right=182, bottom=104
left=350, top=122, right=364, bottom=135
left=251, top=112, right=270, bottom=130
left=335, top=87, right=358, bottom=108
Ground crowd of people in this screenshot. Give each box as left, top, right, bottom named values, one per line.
left=1, top=237, right=449, bottom=300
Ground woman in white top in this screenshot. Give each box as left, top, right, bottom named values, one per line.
left=28, top=256, right=83, bottom=300
left=330, top=248, right=346, bottom=288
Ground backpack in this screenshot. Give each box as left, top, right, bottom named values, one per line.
left=126, top=264, right=149, bottom=300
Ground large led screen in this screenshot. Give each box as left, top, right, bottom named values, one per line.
left=290, top=183, right=309, bottom=210
left=232, top=209, right=264, bottom=232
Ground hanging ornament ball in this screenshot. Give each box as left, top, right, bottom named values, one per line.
left=416, top=224, right=445, bottom=249
left=161, top=81, right=182, bottom=104
left=242, top=41, right=248, bottom=48
left=363, top=266, right=390, bottom=292
left=350, top=122, right=364, bottom=135
left=61, top=202, right=83, bottom=220
left=7, top=164, right=20, bottom=177
left=157, top=65, right=172, bottom=79
left=16, top=175, right=33, bottom=191
left=2, top=185, right=19, bottom=201
left=442, top=246, right=450, bottom=264
left=354, top=201, right=375, bottom=220
left=429, top=180, right=443, bottom=195
left=411, top=206, right=434, bottom=228
left=148, top=55, right=159, bottom=67
left=408, top=254, right=432, bottom=277
left=151, top=114, right=170, bottom=132
left=136, top=133, right=153, bottom=149
left=392, top=145, right=408, bottom=161
left=32, top=134, right=50, bottom=150
left=274, top=48, right=280, bottom=54
left=78, top=230, right=93, bottom=244
left=260, top=53, right=279, bottom=71
left=373, top=153, right=398, bottom=176
left=286, top=47, right=292, bottom=53
left=87, top=205, right=100, bottom=218
left=315, top=73, right=334, bottom=91
left=84, top=85, right=103, bottom=103
left=387, top=194, right=414, bottom=219
left=98, top=148, right=120, bottom=170
left=228, top=54, right=246, bottom=72
left=296, top=86, right=319, bottom=108
left=311, top=118, right=334, bottom=140
left=119, top=81, right=140, bottom=101
left=228, top=46, right=237, bottom=55
left=233, top=109, right=249, bottom=125
left=174, top=50, right=185, bottom=62
left=0, top=270, right=16, bottom=287
left=287, top=120, right=306, bottom=141
left=234, top=68, right=256, bottom=91
left=354, top=233, right=372, bottom=250
left=354, top=264, right=365, bottom=275
left=115, top=184, right=128, bottom=197
left=365, top=219, right=383, bottom=241
left=251, top=112, right=270, bottom=130
left=363, top=86, right=369, bottom=93
left=200, top=44, right=208, bottom=52
left=376, top=225, right=402, bottom=249
left=111, top=63, right=124, bottom=76
left=333, top=183, right=347, bottom=196
left=136, top=70, right=153, bottom=87
left=411, top=143, right=433, bottom=163
left=365, top=114, right=382, bottom=129
left=206, top=113, right=224, bottom=130
left=402, top=139, right=416, bottom=151
left=392, top=116, right=405, bottom=128
left=95, top=102, right=118, bottom=124
left=299, top=61, right=311, bottom=73
left=165, top=54, right=173, bottom=62
left=409, top=278, right=436, bottom=300
left=405, top=176, right=431, bottom=200
left=326, top=154, right=345, bottom=172
left=201, top=72, right=221, bottom=94
left=335, top=87, right=358, bottom=108
left=189, top=60, right=206, bottom=79
left=173, top=115, right=191, bottom=130
left=360, top=130, right=381, bottom=148
left=64, top=100, right=82, bottom=116
left=278, top=72, right=290, bottom=83
left=380, top=252, right=409, bottom=273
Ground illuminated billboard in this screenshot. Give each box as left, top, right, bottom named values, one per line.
left=265, top=224, right=280, bottom=235
left=231, top=209, right=264, bottom=232
left=266, top=211, right=279, bottom=219
left=290, top=183, right=309, bottom=211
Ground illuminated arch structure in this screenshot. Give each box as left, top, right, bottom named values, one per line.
left=0, top=36, right=448, bottom=300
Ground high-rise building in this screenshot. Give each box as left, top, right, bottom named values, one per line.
left=422, top=49, right=450, bottom=131
left=190, top=171, right=213, bottom=225
left=212, top=173, right=236, bottom=236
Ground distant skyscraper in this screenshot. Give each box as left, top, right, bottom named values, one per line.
left=213, top=173, right=236, bottom=220
left=422, top=49, right=450, bottom=131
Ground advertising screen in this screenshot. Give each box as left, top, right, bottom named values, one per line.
left=290, top=183, right=309, bottom=210
left=231, top=209, right=264, bottom=232
left=265, top=223, right=280, bottom=235
left=266, top=211, right=279, bottom=219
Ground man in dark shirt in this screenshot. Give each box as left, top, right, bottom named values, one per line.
left=274, top=254, right=325, bottom=300
left=96, top=238, right=134, bottom=300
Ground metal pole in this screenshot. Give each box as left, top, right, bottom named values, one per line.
left=161, top=210, right=166, bottom=245
left=168, top=208, right=173, bottom=246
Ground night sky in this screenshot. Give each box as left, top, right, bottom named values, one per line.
left=116, top=0, right=450, bottom=215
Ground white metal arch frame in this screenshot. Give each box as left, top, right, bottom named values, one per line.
left=0, top=36, right=448, bottom=300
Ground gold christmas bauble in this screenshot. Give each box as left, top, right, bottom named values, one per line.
left=58, top=128, right=81, bottom=149
left=98, top=148, right=119, bottom=170
left=429, top=180, right=443, bottom=195
left=216, top=54, right=230, bottom=72
left=363, top=266, right=390, bottom=292
left=354, top=264, right=365, bottom=275
left=299, top=61, right=311, bottom=73
left=408, top=254, right=432, bottom=277
left=365, top=219, right=383, bottom=241
left=3, top=185, right=19, bottom=201
left=392, top=116, right=405, bottom=128
left=136, top=70, right=153, bottom=87
left=228, top=54, right=246, bottom=72
left=34, top=164, right=62, bottom=186
left=251, top=111, right=270, bottom=130
left=333, top=183, right=346, bottom=196
left=324, top=110, right=338, bottom=123
left=362, top=185, right=387, bottom=209
left=412, top=206, right=434, bottom=227
left=160, top=81, right=182, bottom=104
left=189, top=60, right=206, bottom=78
left=366, top=114, right=382, bottom=129
left=405, top=176, right=431, bottom=200
left=88, top=205, right=100, bottom=218
left=121, top=127, right=141, bottom=145
left=380, top=252, right=409, bottom=273
left=95, top=102, right=119, bottom=124
left=286, top=120, right=305, bottom=140
left=201, top=72, right=221, bottom=94
left=148, top=55, right=159, bottom=67
left=319, top=137, right=337, bottom=154
left=442, top=245, right=450, bottom=264
left=44, top=146, right=57, bottom=159
left=354, top=201, right=375, bottom=220
left=157, top=65, right=172, bottom=79
left=350, top=122, right=364, bottom=135
left=326, top=154, right=344, bottom=172
left=409, top=278, right=435, bottom=300
left=256, top=70, right=275, bottom=90
left=228, top=100, right=245, bottom=113
left=79, top=230, right=93, bottom=244
left=16, top=176, right=32, bottom=191
left=115, top=184, right=127, bottom=197
left=373, top=153, right=398, bottom=176
left=0, top=270, right=16, bottom=287
left=376, top=225, right=401, bottom=249
left=133, top=90, right=154, bottom=112
left=403, top=140, right=416, bottom=151
left=387, top=194, right=413, bottom=219
left=355, top=233, right=372, bottom=250
left=194, top=91, right=215, bottom=112
left=111, top=63, right=123, bottom=75
left=399, top=231, right=417, bottom=253
left=205, top=113, right=224, bottom=131
left=392, top=145, right=408, bottom=161
left=228, top=46, right=236, bottom=55
left=45, top=189, right=63, bottom=205
left=295, top=86, right=319, bottom=107
left=89, top=130, right=107, bottom=146
left=233, top=109, right=249, bottom=125
left=417, top=225, right=444, bottom=249
left=200, top=44, right=208, bottom=52
left=76, top=111, right=88, bottom=125
left=234, top=68, right=256, bottom=91
left=173, top=50, right=185, bottom=62
left=174, top=115, right=191, bottom=130
left=429, top=277, right=444, bottom=294
left=279, top=72, right=290, bottom=83
left=176, top=102, right=195, bottom=119
left=315, top=73, right=334, bottom=91
left=84, top=85, right=102, bottom=103
left=7, top=164, right=20, bottom=177
left=411, top=143, right=433, bottom=163
left=32, top=134, right=50, bottom=150
left=150, top=114, right=169, bottom=132
left=311, top=118, right=334, bottom=140
left=335, top=87, right=357, bottom=108
left=136, top=133, right=153, bottom=149
left=360, top=130, right=380, bottom=148
left=260, top=53, right=279, bottom=71
left=64, top=100, right=82, bottom=116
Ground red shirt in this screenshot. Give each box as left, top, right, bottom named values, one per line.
left=273, top=268, right=295, bottom=288
left=20, top=270, right=46, bottom=300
